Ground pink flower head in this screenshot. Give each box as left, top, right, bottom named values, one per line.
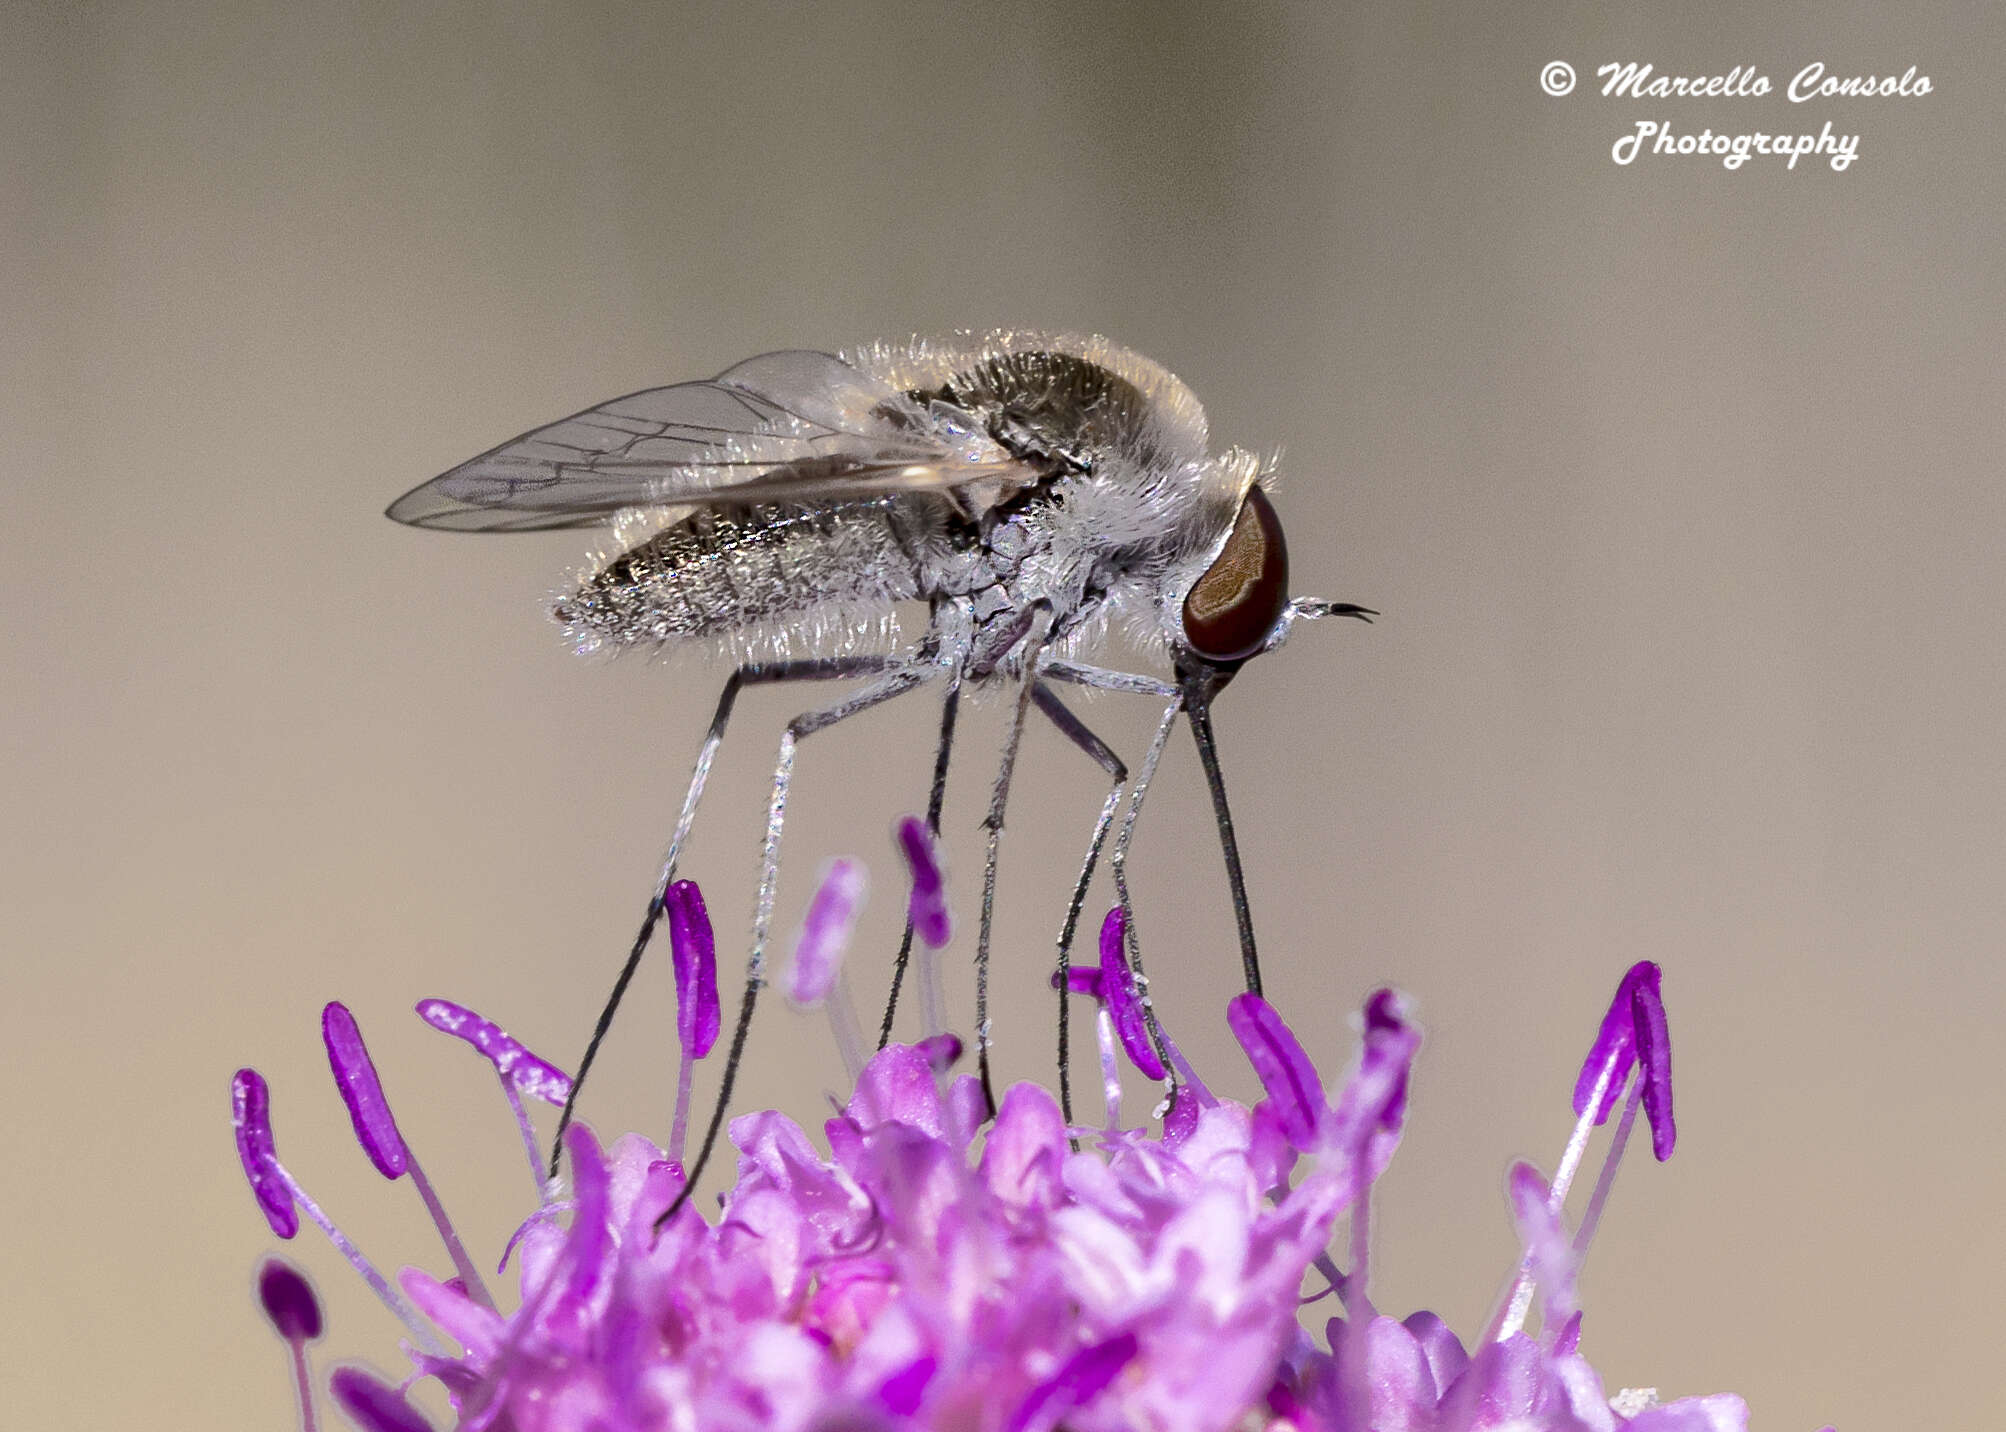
left=233, top=959, right=1771, bottom=1432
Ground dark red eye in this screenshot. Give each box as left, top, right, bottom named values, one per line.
left=1181, top=485, right=1289, bottom=663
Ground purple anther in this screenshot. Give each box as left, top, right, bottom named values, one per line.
left=326, top=1004, right=494, bottom=1308
left=1005, top=1330, right=1140, bottom=1432
left=914, top=1032, right=963, bottom=1072
left=414, top=999, right=573, bottom=1106
left=1629, top=966, right=1676, bottom=1160
left=1097, top=906, right=1165, bottom=1080
left=329, top=1367, right=437, bottom=1432
left=322, top=1003, right=409, bottom=1180
left=1571, top=962, right=1654, bottom=1123
left=895, top=815, right=952, bottom=949
left=256, top=1258, right=323, bottom=1342
left=788, top=858, right=866, bottom=1005
left=1362, top=988, right=1414, bottom=1131
left=232, top=1068, right=298, bottom=1238
left=665, top=880, right=720, bottom=1059
left=1227, top=993, right=1328, bottom=1150
left=1051, top=965, right=1104, bottom=997
left=1326, top=987, right=1421, bottom=1193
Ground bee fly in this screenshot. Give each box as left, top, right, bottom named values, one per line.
left=388, top=330, right=1372, bottom=1204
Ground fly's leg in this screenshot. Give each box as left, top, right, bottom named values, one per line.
left=970, top=609, right=1056, bottom=1114
left=1104, top=698, right=1186, bottom=1102
left=1039, top=660, right=1179, bottom=699
left=549, top=658, right=901, bottom=1179
left=1030, top=681, right=1129, bottom=1131
left=1042, top=660, right=1190, bottom=1118
left=1048, top=657, right=1266, bottom=999
left=658, top=664, right=935, bottom=1226
left=877, top=666, right=963, bottom=1048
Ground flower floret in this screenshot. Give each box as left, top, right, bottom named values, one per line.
left=238, top=969, right=1756, bottom=1432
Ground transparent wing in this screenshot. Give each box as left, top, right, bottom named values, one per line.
left=386, top=349, right=1030, bottom=532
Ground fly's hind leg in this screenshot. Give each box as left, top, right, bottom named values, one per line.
left=877, top=665, right=963, bottom=1049
left=1034, top=673, right=1185, bottom=1128
left=969, top=607, right=1059, bottom=1115
left=1031, top=681, right=1130, bottom=1130
left=659, top=663, right=935, bottom=1226
left=1040, top=660, right=1194, bottom=1116
left=549, top=657, right=904, bottom=1179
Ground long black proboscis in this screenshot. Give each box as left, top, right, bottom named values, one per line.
left=1183, top=675, right=1262, bottom=997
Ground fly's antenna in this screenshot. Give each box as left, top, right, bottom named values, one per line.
left=1254, top=598, right=1376, bottom=658
left=1297, top=599, right=1376, bottom=622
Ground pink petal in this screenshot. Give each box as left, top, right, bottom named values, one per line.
left=981, top=1083, right=1068, bottom=1208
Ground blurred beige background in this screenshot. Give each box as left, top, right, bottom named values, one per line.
left=5, top=2, right=2001, bottom=1427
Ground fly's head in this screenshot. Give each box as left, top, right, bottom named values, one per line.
left=1164, top=452, right=1374, bottom=701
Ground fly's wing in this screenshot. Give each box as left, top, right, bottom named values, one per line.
left=386, top=349, right=1032, bottom=532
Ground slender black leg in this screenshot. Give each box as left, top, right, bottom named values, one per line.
left=1052, top=658, right=1268, bottom=999
left=1038, top=662, right=1196, bottom=1119
left=877, top=667, right=963, bottom=1048
left=1030, top=682, right=1127, bottom=1129
left=1102, top=697, right=1185, bottom=1108
left=971, top=617, right=1055, bottom=1115
left=549, top=657, right=898, bottom=1177
left=657, top=665, right=934, bottom=1227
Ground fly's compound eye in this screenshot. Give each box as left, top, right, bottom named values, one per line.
left=1180, top=485, right=1290, bottom=664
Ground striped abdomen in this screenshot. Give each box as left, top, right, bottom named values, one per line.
left=553, top=500, right=932, bottom=649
